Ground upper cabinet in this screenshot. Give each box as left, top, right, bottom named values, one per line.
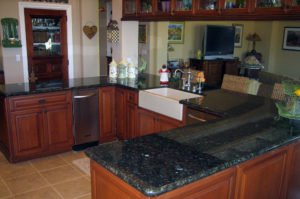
left=122, top=0, right=300, bottom=21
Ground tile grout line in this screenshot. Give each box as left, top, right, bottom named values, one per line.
left=0, top=176, right=13, bottom=198
left=28, top=160, right=65, bottom=199
left=0, top=161, right=37, bottom=181
left=50, top=176, right=89, bottom=199
left=74, top=192, right=91, bottom=199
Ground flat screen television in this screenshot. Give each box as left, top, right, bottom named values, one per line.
left=203, top=25, right=235, bottom=60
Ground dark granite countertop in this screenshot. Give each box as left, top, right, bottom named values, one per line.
left=85, top=89, right=300, bottom=197
left=0, top=74, right=171, bottom=97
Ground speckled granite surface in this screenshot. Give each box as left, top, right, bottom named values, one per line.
left=0, top=74, right=168, bottom=97
left=85, top=90, right=300, bottom=197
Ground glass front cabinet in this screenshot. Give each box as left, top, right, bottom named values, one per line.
left=25, top=9, right=68, bottom=84
left=122, top=0, right=300, bottom=20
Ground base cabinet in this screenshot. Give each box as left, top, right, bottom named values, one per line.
left=91, top=160, right=236, bottom=199
left=99, top=87, right=116, bottom=143
left=3, top=91, right=73, bottom=162
left=10, top=109, right=45, bottom=159
left=286, top=141, right=300, bottom=199
left=45, top=104, right=73, bottom=152
left=234, top=147, right=289, bottom=199
left=115, top=88, right=138, bottom=140
left=137, top=108, right=183, bottom=136
left=91, top=141, right=300, bottom=199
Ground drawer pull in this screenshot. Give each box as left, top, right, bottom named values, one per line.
left=187, top=114, right=206, bottom=122
left=73, top=93, right=95, bottom=99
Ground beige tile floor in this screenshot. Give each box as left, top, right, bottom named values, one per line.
left=0, top=151, right=91, bottom=199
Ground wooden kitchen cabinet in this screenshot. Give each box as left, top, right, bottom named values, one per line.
left=25, top=9, right=68, bottom=84
left=10, top=109, right=45, bottom=159
left=137, top=108, right=183, bottom=136
left=116, top=87, right=139, bottom=140
left=189, top=59, right=239, bottom=87
left=285, top=140, right=300, bottom=199
left=3, top=91, right=73, bottom=162
left=203, top=61, right=224, bottom=87
left=44, top=104, right=73, bottom=153
left=91, top=159, right=236, bottom=199
left=122, top=0, right=300, bottom=21
left=99, top=87, right=116, bottom=143
left=234, top=146, right=289, bottom=199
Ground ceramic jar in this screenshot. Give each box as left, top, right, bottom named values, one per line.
left=128, top=62, right=138, bottom=79
left=117, top=60, right=128, bottom=79
left=109, top=59, right=118, bottom=78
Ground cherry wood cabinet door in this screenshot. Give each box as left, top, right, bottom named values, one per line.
left=91, top=159, right=236, bottom=199
left=44, top=104, right=73, bottom=152
left=116, top=88, right=127, bottom=140
left=10, top=109, right=45, bottom=159
left=234, top=147, right=289, bottom=199
left=157, top=167, right=236, bottom=199
left=99, top=87, right=116, bottom=143
left=157, top=114, right=182, bottom=132
left=127, top=103, right=138, bottom=139
left=137, top=108, right=157, bottom=136
left=286, top=141, right=300, bottom=199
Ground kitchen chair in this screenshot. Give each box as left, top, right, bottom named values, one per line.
left=221, top=74, right=250, bottom=94
left=271, top=83, right=285, bottom=101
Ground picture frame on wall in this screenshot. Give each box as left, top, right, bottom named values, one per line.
left=233, top=24, right=243, bottom=48
left=168, top=22, right=185, bottom=44
left=282, top=27, right=300, bottom=51
left=139, top=24, right=147, bottom=44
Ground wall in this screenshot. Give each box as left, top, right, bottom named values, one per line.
left=0, top=0, right=23, bottom=83
left=147, top=20, right=300, bottom=79
left=148, top=21, right=256, bottom=75
left=80, top=0, right=100, bottom=77
left=0, top=0, right=100, bottom=83
left=112, top=0, right=139, bottom=65
left=267, top=21, right=300, bottom=79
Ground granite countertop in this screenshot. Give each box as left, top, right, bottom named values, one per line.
left=0, top=74, right=172, bottom=97
left=85, top=89, right=300, bottom=197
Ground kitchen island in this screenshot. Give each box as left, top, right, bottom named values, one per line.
left=85, top=89, right=300, bottom=199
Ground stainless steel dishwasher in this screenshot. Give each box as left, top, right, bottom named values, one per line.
left=73, top=88, right=99, bottom=148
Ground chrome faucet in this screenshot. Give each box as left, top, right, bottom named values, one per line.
left=174, top=69, right=192, bottom=90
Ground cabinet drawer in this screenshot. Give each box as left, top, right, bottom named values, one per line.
left=186, top=108, right=220, bottom=125
left=126, top=90, right=138, bottom=105
left=9, top=91, right=71, bottom=111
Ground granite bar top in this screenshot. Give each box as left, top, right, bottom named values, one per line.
left=85, top=89, right=300, bottom=197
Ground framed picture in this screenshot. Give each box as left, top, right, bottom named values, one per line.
left=168, top=22, right=185, bottom=44
left=139, top=24, right=147, bottom=44
left=282, top=27, right=300, bottom=51
left=233, top=24, right=243, bottom=48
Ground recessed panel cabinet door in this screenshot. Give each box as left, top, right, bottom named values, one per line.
left=286, top=141, right=300, bottom=199
left=10, top=109, right=45, bottom=158
left=116, top=88, right=127, bottom=140
left=235, top=147, right=288, bottom=199
left=44, top=104, right=73, bottom=151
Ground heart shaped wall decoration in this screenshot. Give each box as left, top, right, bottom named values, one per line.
left=83, top=25, right=97, bottom=39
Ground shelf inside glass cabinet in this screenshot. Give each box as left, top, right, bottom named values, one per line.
left=31, top=17, right=61, bottom=57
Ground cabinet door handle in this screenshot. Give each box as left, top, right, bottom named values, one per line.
left=73, top=93, right=95, bottom=99
left=187, top=114, right=206, bottom=122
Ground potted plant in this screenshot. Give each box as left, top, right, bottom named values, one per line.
left=276, top=80, right=300, bottom=131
